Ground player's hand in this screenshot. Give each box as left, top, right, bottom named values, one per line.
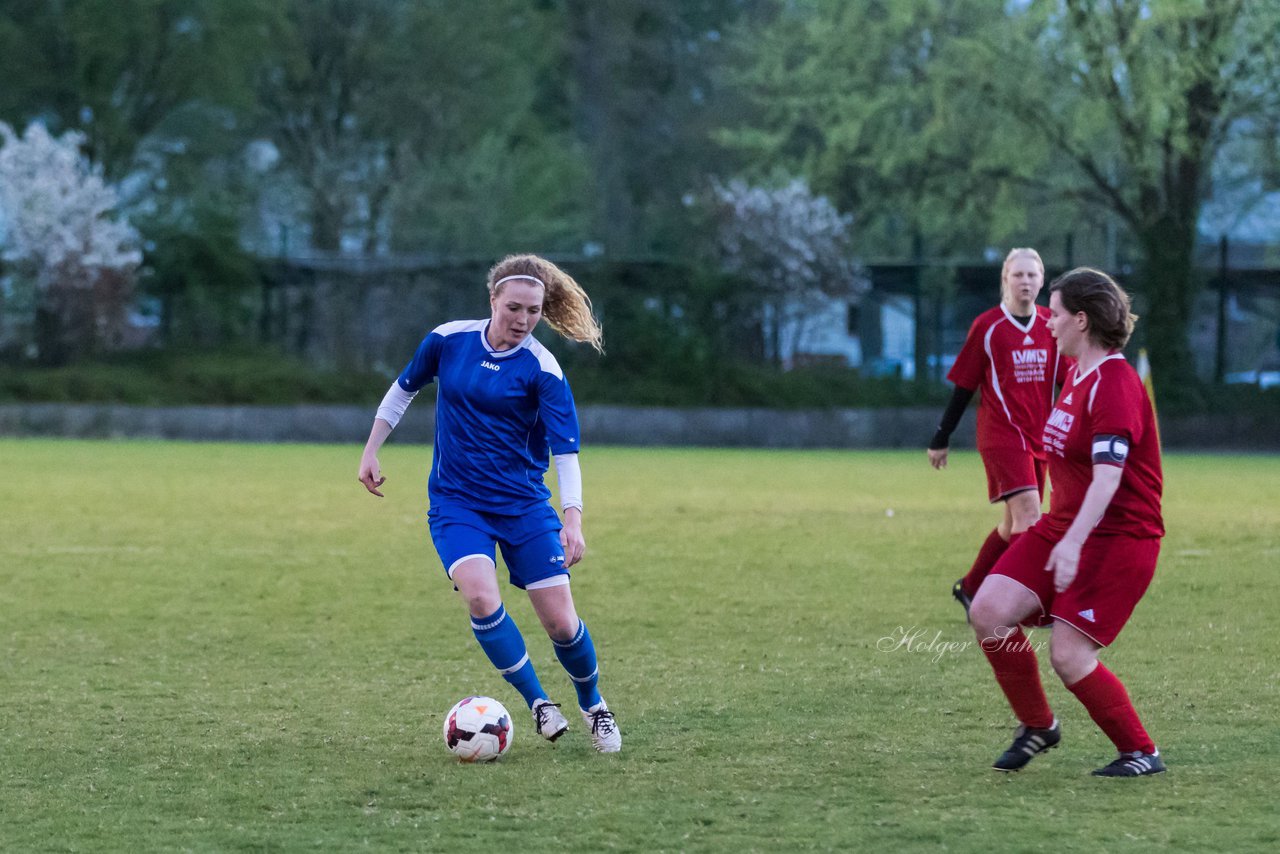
left=358, top=455, right=386, bottom=497
left=927, top=448, right=949, bottom=470
left=560, top=509, right=586, bottom=567
left=1045, top=539, right=1081, bottom=592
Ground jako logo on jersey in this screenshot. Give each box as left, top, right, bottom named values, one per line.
left=1078, top=609, right=1096, bottom=622
left=1046, top=408, right=1075, bottom=432
left=480, top=360, right=500, bottom=372
left=1022, top=334, right=1035, bottom=345
left=1063, top=392, right=1074, bottom=405
left=1012, top=349, right=1048, bottom=366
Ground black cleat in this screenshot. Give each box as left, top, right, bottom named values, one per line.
left=952, top=578, right=974, bottom=620
left=1092, top=749, right=1166, bottom=777
left=993, top=720, right=1061, bottom=772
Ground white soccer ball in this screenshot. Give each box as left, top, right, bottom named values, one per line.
left=443, top=696, right=513, bottom=762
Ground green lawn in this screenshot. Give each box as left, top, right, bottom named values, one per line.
left=1, top=440, right=1277, bottom=852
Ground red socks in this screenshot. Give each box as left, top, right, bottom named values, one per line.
left=961, top=528, right=1010, bottom=596
left=1067, top=663, right=1155, bottom=754
left=982, top=627, right=1055, bottom=729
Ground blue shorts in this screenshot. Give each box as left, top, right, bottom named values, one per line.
left=428, top=502, right=568, bottom=590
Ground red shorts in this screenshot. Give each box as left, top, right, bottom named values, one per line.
left=990, top=529, right=1160, bottom=646
left=980, top=446, right=1045, bottom=503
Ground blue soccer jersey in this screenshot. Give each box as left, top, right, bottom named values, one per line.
left=397, top=319, right=580, bottom=515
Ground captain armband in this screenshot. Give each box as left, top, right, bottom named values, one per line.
left=1091, top=434, right=1130, bottom=466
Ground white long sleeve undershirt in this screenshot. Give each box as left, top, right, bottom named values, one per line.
left=375, top=382, right=417, bottom=428
left=554, top=453, right=583, bottom=513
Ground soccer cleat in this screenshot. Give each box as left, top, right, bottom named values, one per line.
left=952, top=578, right=974, bottom=620
left=992, top=719, right=1061, bottom=772
left=532, top=699, right=569, bottom=742
left=1092, top=749, right=1166, bottom=777
left=580, top=700, right=621, bottom=753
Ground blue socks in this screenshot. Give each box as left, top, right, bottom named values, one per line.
left=471, top=605, right=603, bottom=712
left=471, top=604, right=546, bottom=708
left=553, top=619, right=603, bottom=711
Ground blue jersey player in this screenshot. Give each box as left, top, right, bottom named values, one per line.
left=358, top=254, right=620, bottom=753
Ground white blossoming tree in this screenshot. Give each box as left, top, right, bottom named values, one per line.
left=712, top=177, right=867, bottom=367
left=0, top=122, right=142, bottom=363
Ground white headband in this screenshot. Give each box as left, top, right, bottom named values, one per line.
left=494, top=274, right=546, bottom=289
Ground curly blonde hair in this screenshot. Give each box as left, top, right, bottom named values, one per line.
left=487, top=254, right=604, bottom=354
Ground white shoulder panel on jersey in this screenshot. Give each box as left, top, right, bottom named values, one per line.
left=431, top=319, right=486, bottom=337
left=525, top=337, right=564, bottom=380
left=1086, top=354, right=1126, bottom=413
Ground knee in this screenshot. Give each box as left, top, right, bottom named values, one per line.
left=1009, top=499, right=1041, bottom=533
left=544, top=615, right=580, bottom=644
left=968, top=595, right=1008, bottom=641
left=465, top=590, right=503, bottom=618
left=1049, top=644, right=1093, bottom=684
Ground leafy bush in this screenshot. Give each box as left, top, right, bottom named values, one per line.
left=0, top=346, right=389, bottom=406
left=4, top=344, right=1277, bottom=417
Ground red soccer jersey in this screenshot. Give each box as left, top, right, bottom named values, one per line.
left=1040, top=354, right=1164, bottom=538
left=948, top=304, right=1065, bottom=458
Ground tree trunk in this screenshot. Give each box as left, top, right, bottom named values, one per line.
left=310, top=193, right=344, bottom=253
left=1135, top=220, right=1198, bottom=398
left=567, top=0, right=637, bottom=255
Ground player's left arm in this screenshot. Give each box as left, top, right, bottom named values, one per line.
left=1046, top=460, right=1123, bottom=590
left=537, top=366, right=586, bottom=566
left=553, top=453, right=585, bottom=567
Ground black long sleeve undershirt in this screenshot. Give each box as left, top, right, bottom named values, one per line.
left=929, top=386, right=975, bottom=450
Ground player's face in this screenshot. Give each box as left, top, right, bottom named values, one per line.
left=1003, top=257, right=1044, bottom=310
left=1047, top=290, right=1086, bottom=357
left=488, top=280, right=544, bottom=350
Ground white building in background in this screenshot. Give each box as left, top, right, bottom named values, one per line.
left=776, top=291, right=917, bottom=378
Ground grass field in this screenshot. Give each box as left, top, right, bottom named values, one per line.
left=1, top=439, right=1278, bottom=852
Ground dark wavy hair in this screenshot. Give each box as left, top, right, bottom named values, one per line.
left=1049, top=267, right=1137, bottom=350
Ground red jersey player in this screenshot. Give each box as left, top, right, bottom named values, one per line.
left=928, top=248, right=1066, bottom=616
left=968, top=267, right=1166, bottom=777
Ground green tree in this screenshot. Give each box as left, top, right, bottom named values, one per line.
left=256, top=0, right=582, bottom=256
left=383, top=0, right=587, bottom=255
left=721, top=0, right=1280, bottom=386
left=986, top=0, right=1280, bottom=386
left=254, top=0, right=406, bottom=252
left=0, top=0, right=279, bottom=349
left=717, top=0, right=1033, bottom=259
left=564, top=0, right=755, bottom=257
left=0, top=0, right=272, bottom=179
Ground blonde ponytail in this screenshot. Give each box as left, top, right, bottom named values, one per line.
left=487, top=254, right=604, bottom=354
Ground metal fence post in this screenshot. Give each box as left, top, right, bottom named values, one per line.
left=1215, top=235, right=1228, bottom=384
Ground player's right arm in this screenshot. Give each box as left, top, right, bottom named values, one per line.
left=357, top=330, right=443, bottom=496
left=928, top=385, right=975, bottom=469
left=359, top=418, right=394, bottom=497
left=928, top=313, right=986, bottom=469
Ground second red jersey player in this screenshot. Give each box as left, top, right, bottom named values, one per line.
left=929, top=248, right=1067, bottom=616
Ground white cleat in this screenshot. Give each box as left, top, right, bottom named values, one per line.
left=581, top=700, right=621, bottom=753
left=532, top=699, right=569, bottom=741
